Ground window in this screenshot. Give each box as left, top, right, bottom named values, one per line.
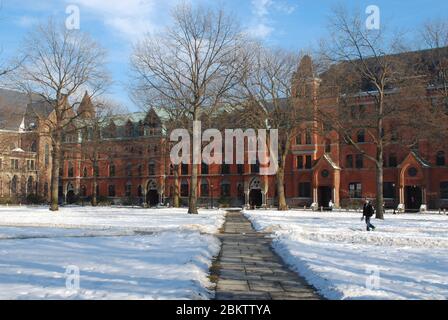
left=126, top=163, right=132, bottom=176
left=298, top=182, right=311, bottom=198
left=295, top=135, right=301, bottom=145
left=0, top=158, right=2, bottom=170
left=148, top=162, right=155, bottom=175
left=408, top=167, right=418, bottom=177
left=201, top=162, right=209, bottom=175
left=221, top=183, right=231, bottom=197
left=137, top=165, right=142, bottom=176
left=440, top=182, right=448, bottom=199
left=351, top=105, right=366, bottom=119
left=346, top=155, right=354, bottom=168
left=383, top=182, right=396, bottom=199
left=357, top=130, right=365, bottom=143
left=27, top=176, right=34, bottom=194
left=305, top=155, right=312, bottom=169
left=389, top=154, right=398, bottom=167
left=250, top=162, right=259, bottom=174
left=237, top=164, right=244, bottom=174
left=181, top=163, right=189, bottom=175
left=30, top=141, right=37, bottom=152
left=68, top=162, right=74, bottom=177
left=349, top=183, right=362, bottom=198
left=27, top=160, right=35, bottom=171
left=109, top=163, right=115, bottom=177
left=305, top=130, right=312, bottom=144
left=297, top=156, right=303, bottom=169
left=181, top=181, right=189, bottom=197
left=201, top=182, right=209, bottom=197
left=325, top=139, right=331, bottom=153
left=436, top=151, right=445, bottom=166
left=83, top=167, right=88, bottom=177
left=125, top=184, right=132, bottom=197
left=355, top=154, right=364, bottom=168
left=221, top=164, right=231, bottom=174
left=11, top=176, right=18, bottom=194
left=10, top=159, right=19, bottom=170
left=108, top=185, right=116, bottom=197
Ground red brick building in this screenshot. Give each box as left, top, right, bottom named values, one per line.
left=2, top=48, right=447, bottom=211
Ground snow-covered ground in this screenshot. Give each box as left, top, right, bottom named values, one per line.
left=0, top=206, right=224, bottom=299
left=244, top=209, right=448, bottom=300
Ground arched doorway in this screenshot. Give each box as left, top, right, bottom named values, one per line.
left=66, top=183, right=76, bottom=204
left=249, top=178, right=263, bottom=208
left=146, top=180, right=159, bottom=207
left=249, top=189, right=263, bottom=207
left=405, top=186, right=422, bottom=212
left=10, top=175, right=18, bottom=196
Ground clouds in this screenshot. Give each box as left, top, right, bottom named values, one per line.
left=247, top=0, right=297, bottom=39
left=66, top=0, right=171, bottom=39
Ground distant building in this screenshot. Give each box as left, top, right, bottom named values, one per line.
left=0, top=88, right=52, bottom=202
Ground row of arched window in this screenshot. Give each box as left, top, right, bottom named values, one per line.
left=0, top=176, right=36, bottom=196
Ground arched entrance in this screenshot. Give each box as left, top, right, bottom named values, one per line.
left=405, top=186, right=422, bottom=212
left=249, top=189, right=263, bottom=207
left=66, top=183, right=76, bottom=204
left=249, top=178, right=263, bottom=208
left=146, top=180, right=159, bottom=207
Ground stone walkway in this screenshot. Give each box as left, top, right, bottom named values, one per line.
left=213, top=210, right=322, bottom=300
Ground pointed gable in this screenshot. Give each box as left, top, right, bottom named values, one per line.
left=78, top=91, right=95, bottom=119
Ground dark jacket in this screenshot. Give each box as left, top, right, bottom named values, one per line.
left=363, top=203, right=374, bottom=217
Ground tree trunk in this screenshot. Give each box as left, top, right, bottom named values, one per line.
left=375, top=162, right=384, bottom=219
left=91, top=155, right=98, bottom=206
left=376, top=95, right=385, bottom=220
left=173, top=164, right=180, bottom=208
left=49, top=139, right=61, bottom=211
left=188, top=163, right=198, bottom=214
left=91, top=177, right=98, bottom=207
left=277, top=167, right=288, bottom=210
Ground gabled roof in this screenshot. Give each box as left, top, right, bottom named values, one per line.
left=398, top=151, right=431, bottom=168
left=313, top=153, right=341, bottom=170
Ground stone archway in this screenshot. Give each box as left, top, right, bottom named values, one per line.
left=66, top=183, right=76, bottom=204
left=146, top=180, right=159, bottom=207
left=248, top=177, right=263, bottom=208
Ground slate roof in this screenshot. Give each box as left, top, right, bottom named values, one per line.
left=0, top=88, right=50, bottom=131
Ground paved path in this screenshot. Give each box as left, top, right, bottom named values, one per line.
left=213, top=210, right=322, bottom=300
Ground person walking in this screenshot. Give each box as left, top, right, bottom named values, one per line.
left=362, top=199, right=376, bottom=231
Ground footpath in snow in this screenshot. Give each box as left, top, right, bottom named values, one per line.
left=244, top=209, right=448, bottom=300
left=0, top=206, right=225, bottom=300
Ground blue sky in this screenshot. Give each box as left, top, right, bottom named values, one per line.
left=1, top=0, right=447, bottom=111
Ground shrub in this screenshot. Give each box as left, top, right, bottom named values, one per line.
left=26, top=194, right=45, bottom=205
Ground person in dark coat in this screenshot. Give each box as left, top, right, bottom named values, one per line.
left=362, top=199, right=376, bottom=231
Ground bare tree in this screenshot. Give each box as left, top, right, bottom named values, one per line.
left=14, top=19, right=110, bottom=211
left=419, top=19, right=448, bottom=139
left=317, top=6, right=428, bottom=219
left=131, top=3, right=244, bottom=214
left=237, top=44, right=313, bottom=210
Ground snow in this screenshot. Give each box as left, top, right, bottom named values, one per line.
left=0, top=206, right=225, bottom=299
left=243, top=209, right=448, bottom=300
